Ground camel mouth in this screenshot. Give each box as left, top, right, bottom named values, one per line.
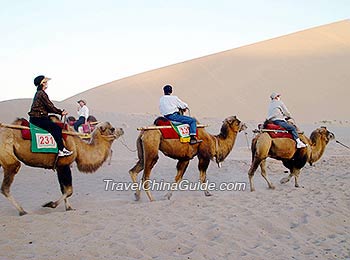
left=239, top=123, right=248, bottom=132
left=113, top=128, right=124, bottom=138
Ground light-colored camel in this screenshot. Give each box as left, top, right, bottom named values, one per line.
left=129, top=116, right=246, bottom=201
left=0, top=118, right=123, bottom=215
left=248, top=126, right=334, bottom=191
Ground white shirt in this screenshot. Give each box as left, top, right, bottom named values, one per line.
left=77, top=105, right=89, bottom=119
left=267, top=99, right=291, bottom=121
left=159, top=95, right=188, bottom=116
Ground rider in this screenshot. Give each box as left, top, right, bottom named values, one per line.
left=267, top=92, right=307, bottom=148
left=159, top=85, right=202, bottom=145
left=28, top=75, right=73, bottom=157
left=74, top=99, right=89, bottom=132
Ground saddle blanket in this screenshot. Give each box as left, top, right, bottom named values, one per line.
left=30, top=123, right=58, bottom=153
left=20, top=119, right=67, bottom=153
left=154, top=117, right=197, bottom=142
left=263, top=123, right=293, bottom=139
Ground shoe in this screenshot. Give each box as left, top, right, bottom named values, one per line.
left=58, top=148, right=73, bottom=157
left=190, top=136, right=203, bottom=145
left=296, top=138, right=307, bottom=149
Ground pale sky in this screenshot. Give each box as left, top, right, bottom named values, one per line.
left=0, top=0, right=348, bottom=102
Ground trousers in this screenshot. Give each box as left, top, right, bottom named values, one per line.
left=164, top=112, right=197, bottom=135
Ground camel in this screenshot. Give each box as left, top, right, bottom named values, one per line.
left=0, top=118, right=124, bottom=215
left=129, top=116, right=246, bottom=201
left=247, top=126, right=335, bottom=191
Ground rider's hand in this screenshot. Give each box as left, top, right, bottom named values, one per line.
left=62, top=110, right=68, bottom=116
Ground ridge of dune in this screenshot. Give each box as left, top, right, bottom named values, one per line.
left=62, top=19, right=350, bottom=123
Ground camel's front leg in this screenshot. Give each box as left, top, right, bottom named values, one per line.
left=293, top=169, right=301, bottom=188
left=198, top=158, right=211, bottom=196
left=42, top=165, right=73, bottom=210
left=165, top=160, right=190, bottom=200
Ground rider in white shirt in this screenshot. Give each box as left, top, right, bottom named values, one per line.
left=267, top=92, right=307, bottom=148
left=159, top=85, right=202, bottom=145
left=74, top=99, right=89, bottom=132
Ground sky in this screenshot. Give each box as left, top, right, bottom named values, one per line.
left=0, top=0, right=348, bottom=102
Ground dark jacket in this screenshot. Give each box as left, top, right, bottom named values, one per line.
left=28, top=90, right=63, bottom=118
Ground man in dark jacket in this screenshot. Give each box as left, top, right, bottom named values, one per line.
left=28, top=75, right=73, bottom=157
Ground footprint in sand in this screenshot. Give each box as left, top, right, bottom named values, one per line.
left=174, top=243, right=193, bottom=255
left=155, top=230, right=176, bottom=240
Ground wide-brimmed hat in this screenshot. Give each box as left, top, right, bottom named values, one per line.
left=34, top=75, right=51, bottom=86
left=270, top=92, right=281, bottom=99
left=77, top=99, right=87, bottom=105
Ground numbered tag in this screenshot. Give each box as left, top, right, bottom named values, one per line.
left=35, top=133, right=57, bottom=149
left=177, top=125, right=190, bottom=137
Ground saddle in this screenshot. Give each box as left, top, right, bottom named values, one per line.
left=154, top=117, right=197, bottom=141
left=67, top=119, right=96, bottom=134
left=258, top=121, right=293, bottom=139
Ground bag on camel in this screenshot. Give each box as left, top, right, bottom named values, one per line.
left=30, top=123, right=58, bottom=153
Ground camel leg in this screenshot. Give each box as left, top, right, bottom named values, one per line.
left=1, top=162, right=27, bottom=216
left=129, top=159, right=144, bottom=201
left=42, top=165, right=73, bottom=210
left=247, top=158, right=262, bottom=192
left=165, top=160, right=190, bottom=200
left=293, top=169, right=301, bottom=188
left=280, top=172, right=293, bottom=185
left=260, top=160, right=275, bottom=190
left=142, top=154, right=158, bottom=202
left=198, top=157, right=211, bottom=196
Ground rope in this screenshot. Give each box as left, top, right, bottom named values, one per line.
left=244, top=131, right=250, bottom=150
left=336, top=140, right=350, bottom=150
left=118, top=136, right=137, bottom=152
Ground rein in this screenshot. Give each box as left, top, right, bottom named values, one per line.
left=118, top=136, right=137, bottom=152
left=336, top=140, right=350, bottom=150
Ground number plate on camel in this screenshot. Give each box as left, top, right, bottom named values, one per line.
left=30, top=123, right=58, bottom=153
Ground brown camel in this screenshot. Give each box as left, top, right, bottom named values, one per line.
left=129, top=116, right=246, bottom=201
left=248, top=126, right=334, bottom=191
left=0, top=118, right=124, bottom=215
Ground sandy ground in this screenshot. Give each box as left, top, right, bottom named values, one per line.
left=0, top=116, right=349, bottom=260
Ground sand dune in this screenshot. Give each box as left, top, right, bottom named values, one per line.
left=60, top=19, right=350, bottom=123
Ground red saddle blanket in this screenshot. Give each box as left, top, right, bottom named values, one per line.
left=154, top=117, right=197, bottom=139
left=21, top=119, right=68, bottom=140
left=264, top=123, right=293, bottom=139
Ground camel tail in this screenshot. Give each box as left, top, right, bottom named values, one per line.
left=250, top=137, right=258, bottom=162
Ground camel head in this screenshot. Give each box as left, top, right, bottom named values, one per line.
left=92, top=122, right=124, bottom=141
left=219, top=116, right=245, bottom=138
left=310, top=126, right=335, bottom=146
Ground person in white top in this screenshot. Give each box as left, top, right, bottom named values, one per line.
left=74, top=99, right=89, bottom=131
left=267, top=92, right=307, bottom=148
left=159, top=85, right=202, bottom=145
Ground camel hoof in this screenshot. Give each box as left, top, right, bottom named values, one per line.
left=295, top=184, right=300, bottom=188
left=19, top=211, right=28, bottom=216
left=280, top=177, right=290, bottom=184
left=204, top=191, right=212, bottom=197
left=134, top=193, right=140, bottom=201
left=250, top=188, right=255, bottom=192
left=269, top=185, right=276, bottom=190
left=66, top=207, right=75, bottom=211
left=164, top=192, right=172, bottom=200
left=42, top=201, right=57, bottom=208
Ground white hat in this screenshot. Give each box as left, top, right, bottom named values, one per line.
left=270, top=92, right=281, bottom=99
